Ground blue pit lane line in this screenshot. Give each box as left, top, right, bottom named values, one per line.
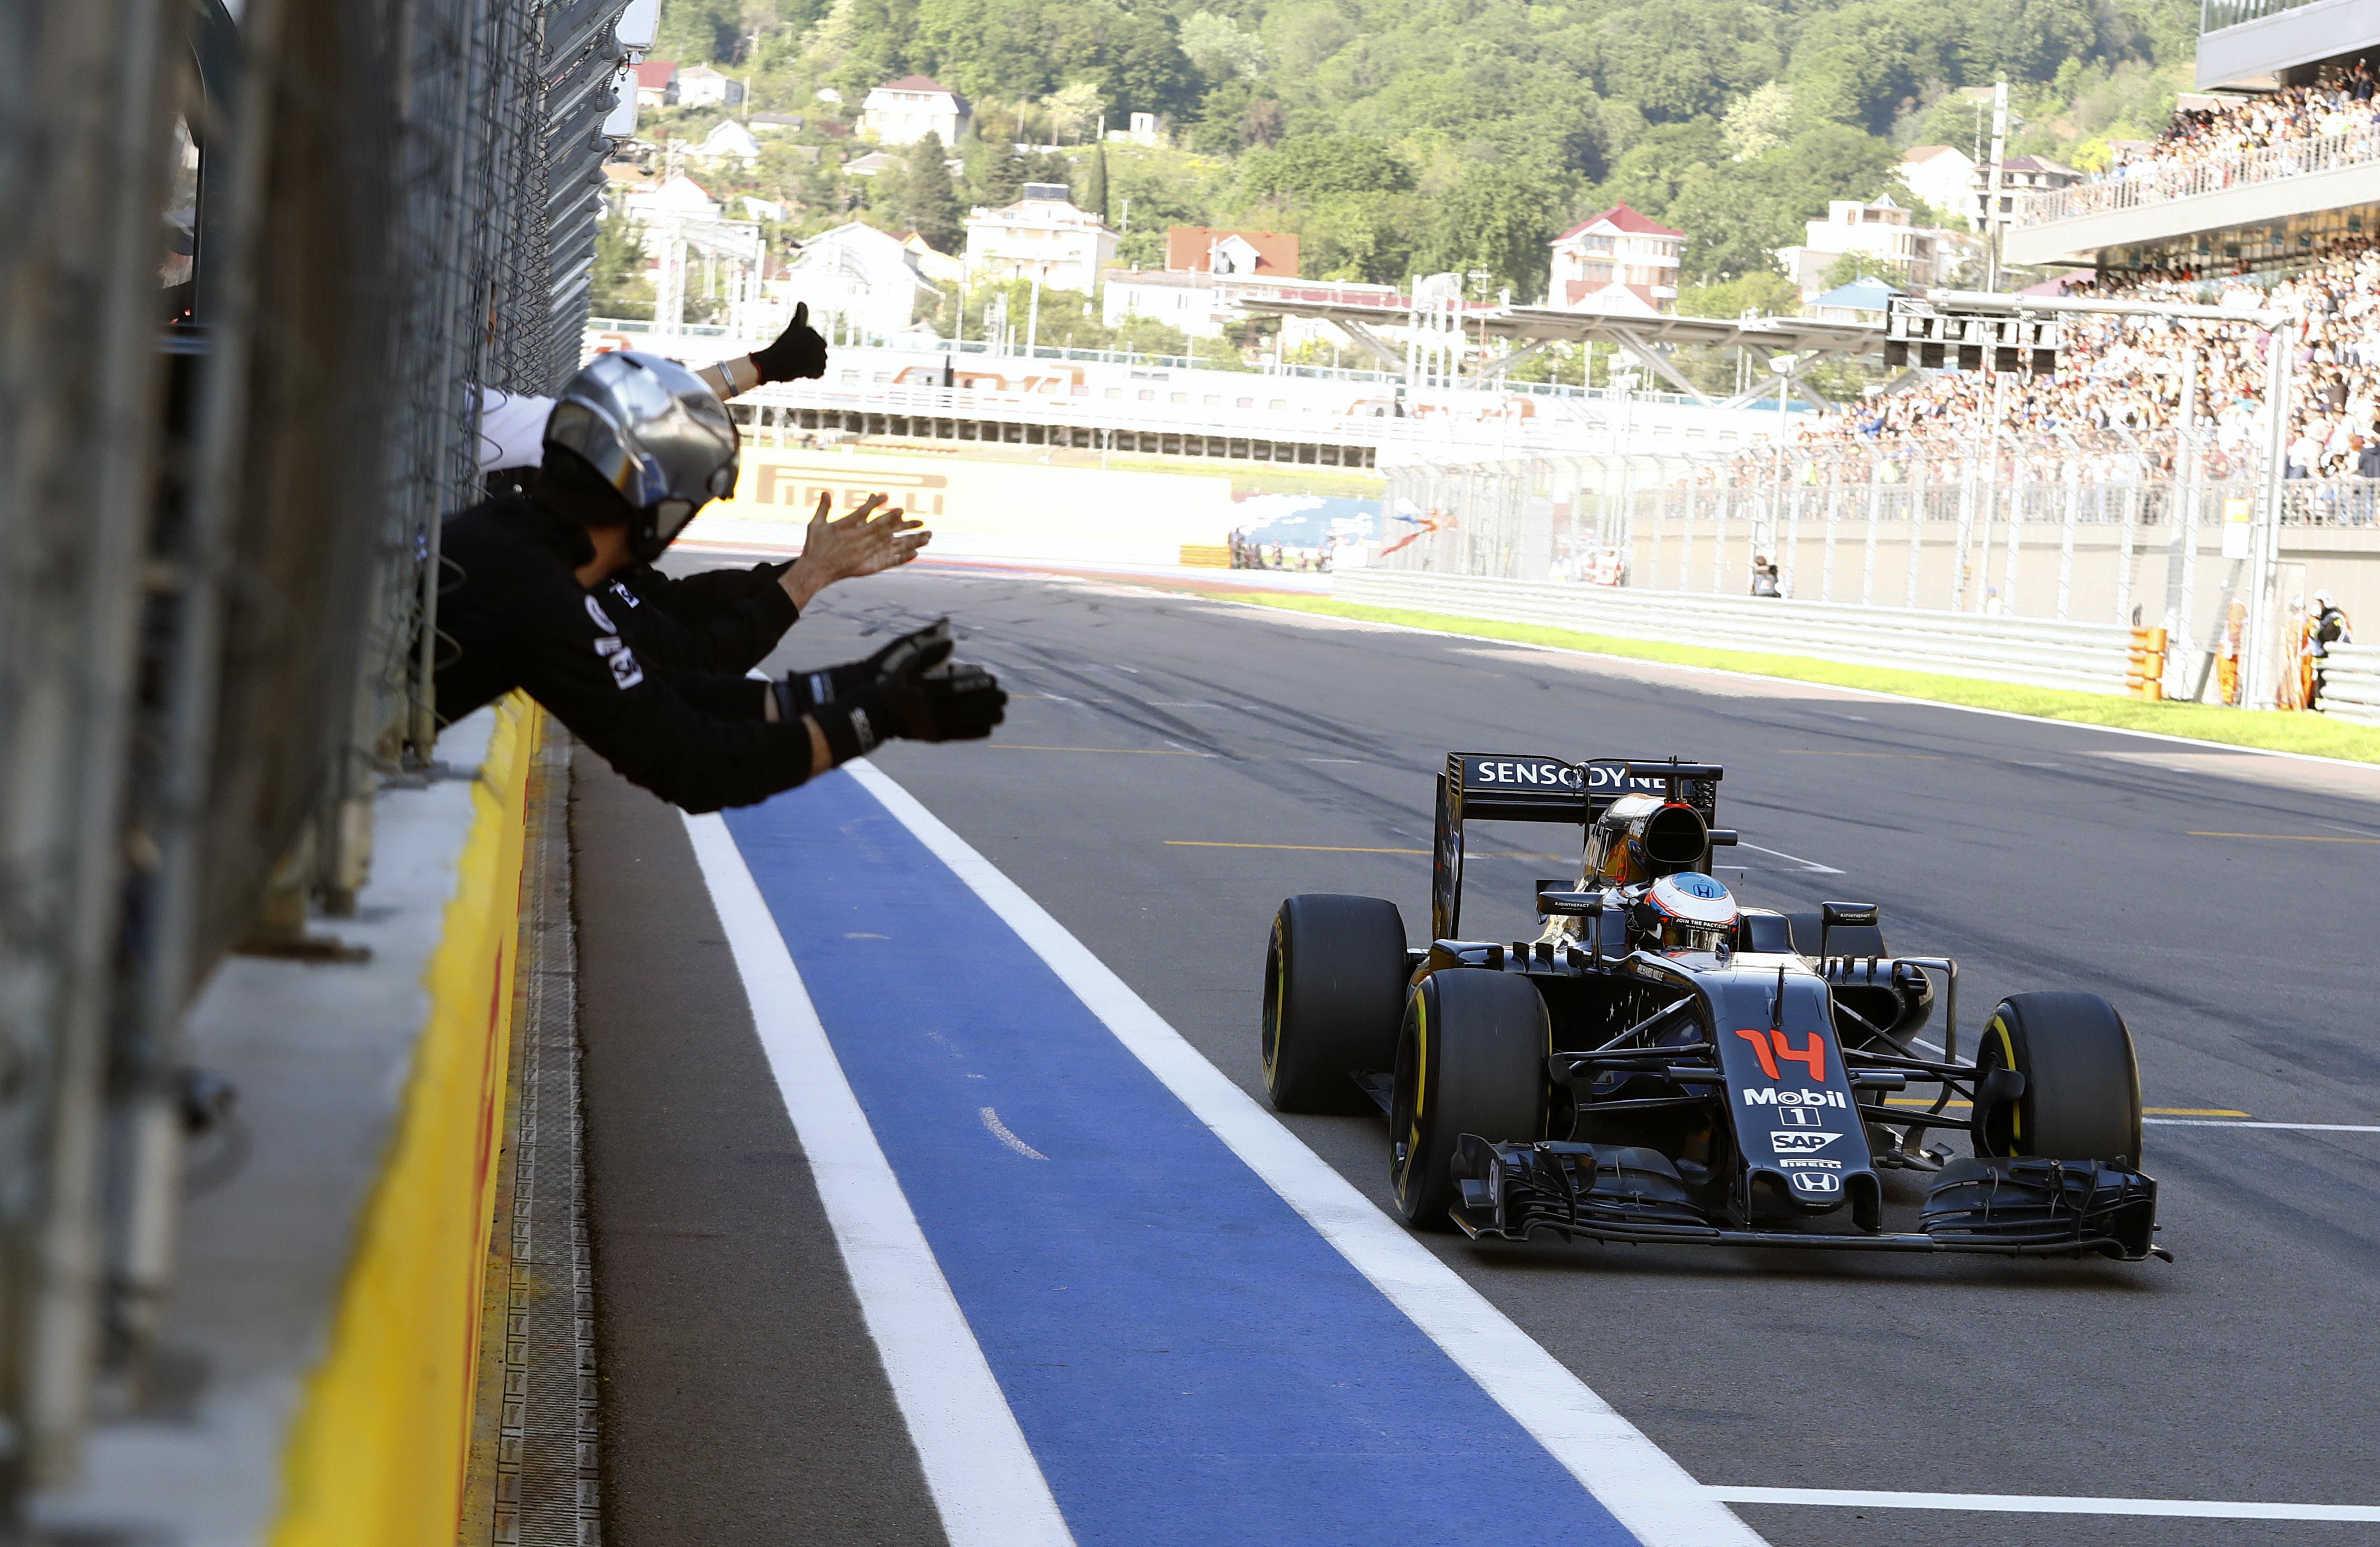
left=720, top=772, right=1646, bottom=1547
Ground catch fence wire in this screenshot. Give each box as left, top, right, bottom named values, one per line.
left=1380, top=430, right=2349, bottom=694
left=0, top=0, right=634, bottom=1505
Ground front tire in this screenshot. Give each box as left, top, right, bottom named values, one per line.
left=1261, top=895, right=1409, bottom=1114
left=1973, top=992, right=2143, bottom=1166
left=1389, top=972, right=1549, bottom=1229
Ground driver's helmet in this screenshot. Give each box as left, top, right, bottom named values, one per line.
left=1632, top=871, right=1739, bottom=954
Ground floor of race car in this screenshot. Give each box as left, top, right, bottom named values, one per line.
left=570, top=559, right=2380, bottom=1547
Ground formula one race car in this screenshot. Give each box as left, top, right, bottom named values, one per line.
left=1259, top=752, right=2169, bottom=1262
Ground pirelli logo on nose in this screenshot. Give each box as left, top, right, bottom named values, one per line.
left=1461, top=756, right=1582, bottom=792
left=749, top=462, right=951, bottom=515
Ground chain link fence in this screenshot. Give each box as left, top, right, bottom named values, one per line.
left=1377, top=432, right=2379, bottom=700
left=0, top=0, right=629, bottom=1503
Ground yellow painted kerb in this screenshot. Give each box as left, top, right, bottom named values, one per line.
left=271, top=694, right=542, bottom=1547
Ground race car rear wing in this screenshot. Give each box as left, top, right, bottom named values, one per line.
left=1432, top=753, right=1725, bottom=939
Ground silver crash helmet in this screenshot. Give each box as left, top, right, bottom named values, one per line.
left=1636, top=871, right=1739, bottom=953
left=543, top=351, right=739, bottom=561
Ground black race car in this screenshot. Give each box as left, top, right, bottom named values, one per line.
left=1260, top=752, right=2168, bottom=1262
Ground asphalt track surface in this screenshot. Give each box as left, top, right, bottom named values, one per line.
left=575, top=555, right=2380, bottom=1546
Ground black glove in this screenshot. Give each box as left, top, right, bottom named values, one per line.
left=795, top=619, right=1007, bottom=763
left=750, top=301, right=829, bottom=383
left=774, top=619, right=952, bottom=717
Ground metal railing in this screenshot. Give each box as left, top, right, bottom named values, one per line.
left=2013, top=123, right=2380, bottom=228
left=1335, top=572, right=2136, bottom=694
left=2203, top=0, right=2326, bottom=32
left=1370, top=431, right=2359, bottom=703
left=0, top=0, right=634, bottom=1503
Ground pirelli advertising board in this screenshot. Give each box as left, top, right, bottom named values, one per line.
left=683, top=447, right=1237, bottom=565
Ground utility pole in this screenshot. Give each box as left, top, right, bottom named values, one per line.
left=1984, top=81, right=2009, bottom=291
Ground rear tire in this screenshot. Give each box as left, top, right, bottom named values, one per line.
left=1261, top=895, right=1410, bottom=1114
left=1389, top=972, right=1549, bottom=1229
left=1973, top=992, right=2143, bottom=1166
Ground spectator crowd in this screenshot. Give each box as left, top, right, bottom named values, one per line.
left=1790, top=233, right=2380, bottom=499
left=2036, top=59, right=2380, bottom=221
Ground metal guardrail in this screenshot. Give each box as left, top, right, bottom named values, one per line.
left=1333, top=571, right=2135, bottom=695
left=2013, top=125, right=2380, bottom=228
left=737, top=378, right=1632, bottom=456
left=2318, top=642, right=2380, bottom=724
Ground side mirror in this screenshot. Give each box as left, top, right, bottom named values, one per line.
left=1538, top=890, right=1608, bottom=968
left=1819, top=899, right=1879, bottom=960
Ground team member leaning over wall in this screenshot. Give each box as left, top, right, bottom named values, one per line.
left=479, top=305, right=933, bottom=680
left=435, top=350, right=1004, bottom=812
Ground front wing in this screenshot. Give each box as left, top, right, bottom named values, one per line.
left=1449, top=1137, right=2165, bottom=1261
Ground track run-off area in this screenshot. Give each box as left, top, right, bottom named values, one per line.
left=575, top=556, right=2380, bottom=1547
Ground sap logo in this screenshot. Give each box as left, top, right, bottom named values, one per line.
left=1468, top=760, right=1580, bottom=789
left=1776, top=1158, right=1844, bottom=1169
left=1742, top=1088, right=1847, bottom=1109
left=1771, top=1130, right=1842, bottom=1154
left=1789, top=1172, right=1843, bottom=1195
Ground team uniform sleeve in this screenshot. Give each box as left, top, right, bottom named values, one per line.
left=605, top=569, right=800, bottom=678
left=503, top=578, right=814, bottom=812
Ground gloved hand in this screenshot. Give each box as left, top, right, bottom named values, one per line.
left=793, top=619, right=1007, bottom=763
left=773, top=618, right=951, bottom=717
left=750, top=301, right=829, bottom=383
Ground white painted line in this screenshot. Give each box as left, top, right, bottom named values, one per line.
left=1711, top=1486, right=2380, bottom=1520
left=1733, top=841, right=1844, bottom=875
left=980, top=1106, right=1050, bottom=1159
left=2146, top=1118, right=2380, bottom=1132
left=680, top=812, right=1076, bottom=1547
left=843, top=760, right=1763, bottom=1547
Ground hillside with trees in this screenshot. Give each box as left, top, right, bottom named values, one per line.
left=639, top=0, right=2197, bottom=306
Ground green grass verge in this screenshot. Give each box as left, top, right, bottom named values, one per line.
left=1217, top=591, right=2380, bottom=765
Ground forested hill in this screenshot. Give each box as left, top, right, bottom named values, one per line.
left=649, top=0, right=2197, bottom=299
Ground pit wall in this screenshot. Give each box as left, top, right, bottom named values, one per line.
left=682, top=444, right=1239, bottom=565
left=270, top=695, right=542, bottom=1547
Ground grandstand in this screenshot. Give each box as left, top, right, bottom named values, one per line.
left=2007, top=20, right=2379, bottom=280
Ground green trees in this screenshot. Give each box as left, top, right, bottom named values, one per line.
left=906, top=131, right=963, bottom=251
left=657, top=0, right=2184, bottom=292
left=1081, top=139, right=1110, bottom=225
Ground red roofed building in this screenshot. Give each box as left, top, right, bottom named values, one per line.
left=631, top=60, right=677, bottom=109
left=1164, top=226, right=1300, bottom=277
left=1548, top=204, right=1682, bottom=313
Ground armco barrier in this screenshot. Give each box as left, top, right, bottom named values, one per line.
left=271, top=695, right=542, bottom=1547
left=1331, top=571, right=2133, bottom=695
left=2319, top=643, right=2380, bottom=726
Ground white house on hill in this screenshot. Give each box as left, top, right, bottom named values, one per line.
left=781, top=222, right=943, bottom=341
left=1548, top=204, right=1682, bottom=312
left=676, top=64, right=744, bottom=108
left=1897, top=145, right=1976, bottom=219
left=962, top=184, right=1117, bottom=293
left=695, top=120, right=760, bottom=165
left=622, top=172, right=721, bottom=224
left=862, top=75, right=970, bottom=146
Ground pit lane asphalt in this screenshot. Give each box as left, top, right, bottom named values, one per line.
left=583, top=556, right=2380, bottom=1546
